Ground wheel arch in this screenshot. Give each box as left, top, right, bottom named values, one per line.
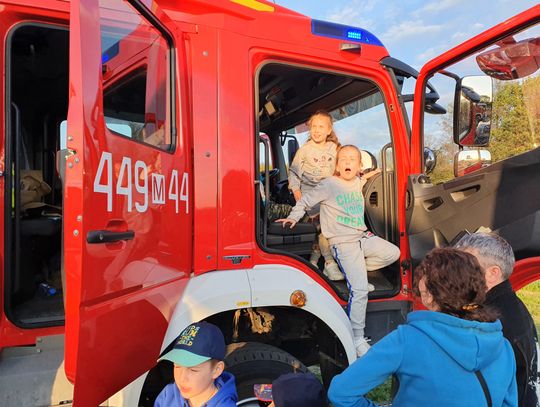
left=109, top=265, right=355, bottom=405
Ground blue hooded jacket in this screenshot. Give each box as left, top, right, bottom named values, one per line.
left=329, top=311, right=517, bottom=407
left=154, top=371, right=237, bottom=407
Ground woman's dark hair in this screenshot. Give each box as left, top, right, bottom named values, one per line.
left=413, top=248, right=498, bottom=322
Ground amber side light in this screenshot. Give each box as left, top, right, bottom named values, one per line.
left=290, top=290, right=307, bottom=307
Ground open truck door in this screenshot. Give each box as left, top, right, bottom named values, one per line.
left=407, top=5, right=540, bottom=283
left=66, top=0, right=191, bottom=404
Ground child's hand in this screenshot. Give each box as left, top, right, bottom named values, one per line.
left=275, top=218, right=297, bottom=228
left=293, top=190, right=302, bottom=202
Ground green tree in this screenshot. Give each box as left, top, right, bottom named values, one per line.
left=490, top=80, right=536, bottom=162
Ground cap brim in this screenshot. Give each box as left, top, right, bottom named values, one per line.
left=158, top=349, right=211, bottom=367
left=253, top=383, right=273, bottom=402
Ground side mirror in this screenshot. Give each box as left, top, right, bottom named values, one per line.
left=454, top=75, right=493, bottom=147
left=454, top=149, right=492, bottom=177
left=424, top=147, right=437, bottom=174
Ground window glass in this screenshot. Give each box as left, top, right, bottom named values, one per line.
left=98, top=0, right=172, bottom=150
left=423, top=22, right=540, bottom=184
left=60, top=119, right=131, bottom=148
left=259, top=138, right=273, bottom=172
left=422, top=73, right=459, bottom=184
left=291, top=91, right=393, bottom=171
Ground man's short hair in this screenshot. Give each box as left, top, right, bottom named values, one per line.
left=454, top=232, right=515, bottom=280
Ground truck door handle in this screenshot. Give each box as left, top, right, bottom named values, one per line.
left=86, top=230, right=135, bottom=244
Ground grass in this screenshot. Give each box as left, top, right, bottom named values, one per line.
left=366, top=377, right=393, bottom=404
left=516, top=280, right=540, bottom=334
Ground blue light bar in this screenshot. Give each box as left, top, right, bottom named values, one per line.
left=311, top=19, right=384, bottom=47
left=347, top=30, right=362, bottom=40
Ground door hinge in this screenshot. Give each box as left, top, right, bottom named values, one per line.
left=400, top=259, right=411, bottom=275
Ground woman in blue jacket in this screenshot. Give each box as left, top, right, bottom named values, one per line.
left=328, top=248, right=517, bottom=407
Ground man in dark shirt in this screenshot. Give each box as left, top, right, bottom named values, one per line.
left=456, top=232, right=539, bottom=407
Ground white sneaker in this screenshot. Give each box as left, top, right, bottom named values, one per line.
left=367, top=283, right=375, bottom=292
left=354, top=337, right=371, bottom=358
left=323, top=261, right=344, bottom=281
left=309, top=250, right=321, bottom=266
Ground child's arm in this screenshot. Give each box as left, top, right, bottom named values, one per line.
left=328, top=328, right=404, bottom=407
left=276, top=182, right=329, bottom=228
left=288, top=148, right=304, bottom=200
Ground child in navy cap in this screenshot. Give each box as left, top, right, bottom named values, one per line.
left=254, top=372, right=328, bottom=407
left=154, top=321, right=237, bottom=407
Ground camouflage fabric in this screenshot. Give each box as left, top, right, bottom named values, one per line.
left=266, top=201, right=310, bottom=223
left=266, top=201, right=293, bottom=222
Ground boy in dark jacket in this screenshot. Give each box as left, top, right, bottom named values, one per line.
left=155, top=322, right=237, bottom=407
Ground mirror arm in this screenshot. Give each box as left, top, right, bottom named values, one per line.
left=401, top=94, right=414, bottom=103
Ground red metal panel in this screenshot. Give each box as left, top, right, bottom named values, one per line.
left=66, top=0, right=191, bottom=404
left=190, top=26, right=220, bottom=273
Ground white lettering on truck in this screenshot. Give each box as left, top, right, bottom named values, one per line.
left=93, top=151, right=188, bottom=214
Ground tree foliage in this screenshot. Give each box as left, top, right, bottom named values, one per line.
left=490, top=77, right=540, bottom=162
left=425, top=75, right=540, bottom=185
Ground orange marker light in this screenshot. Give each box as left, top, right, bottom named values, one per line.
left=290, top=290, right=307, bottom=307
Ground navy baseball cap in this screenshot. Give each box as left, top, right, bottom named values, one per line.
left=254, top=372, right=326, bottom=407
left=158, top=322, right=226, bottom=367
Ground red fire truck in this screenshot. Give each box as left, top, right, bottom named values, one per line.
left=0, top=0, right=538, bottom=405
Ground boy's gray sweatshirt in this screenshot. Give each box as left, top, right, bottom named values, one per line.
left=288, top=140, right=337, bottom=193
left=288, top=176, right=367, bottom=244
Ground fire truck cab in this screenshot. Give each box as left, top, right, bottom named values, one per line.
left=0, top=0, right=539, bottom=405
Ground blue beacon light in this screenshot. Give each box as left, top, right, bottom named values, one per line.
left=311, top=19, right=384, bottom=47
left=347, top=30, right=362, bottom=40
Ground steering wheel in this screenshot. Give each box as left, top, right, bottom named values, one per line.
left=268, top=168, right=280, bottom=180
left=261, top=168, right=280, bottom=184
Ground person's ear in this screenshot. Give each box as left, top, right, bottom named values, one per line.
left=212, top=361, right=225, bottom=379
left=424, top=291, right=437, bottom=311
left=485, top=265, right=503, bottom=285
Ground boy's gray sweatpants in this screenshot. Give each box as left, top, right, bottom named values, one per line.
left=332, top=235, right=400, bottom=340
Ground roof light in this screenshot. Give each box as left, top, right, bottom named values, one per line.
left=311, top=19, right=383, bottom=47
left=347, top=30, right=362, bottom=40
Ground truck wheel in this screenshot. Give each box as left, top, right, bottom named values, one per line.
left=225, top=342, right=308, bottom=405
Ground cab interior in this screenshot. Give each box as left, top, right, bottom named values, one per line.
left=256, top=63, right=401, bottom=302
left=5, top=24, right=69, bottom=326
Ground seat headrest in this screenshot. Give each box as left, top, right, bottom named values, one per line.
left=360, top=150, right=377, bottom=172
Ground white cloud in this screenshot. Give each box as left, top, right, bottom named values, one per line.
left=325, top=0, right=378, bottom=31
left=414, top=0, right=466, bottom=15
left=382, top=20, right=444, bottom=43
left=327, top=6, right=375, bottom=31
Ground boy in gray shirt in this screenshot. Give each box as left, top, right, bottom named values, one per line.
left=277, top=145, right=400, bottom=357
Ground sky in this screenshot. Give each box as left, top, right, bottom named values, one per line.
left=275, top=0, right=538, bottom=71
left=271, top=0, right=539, bottom=153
